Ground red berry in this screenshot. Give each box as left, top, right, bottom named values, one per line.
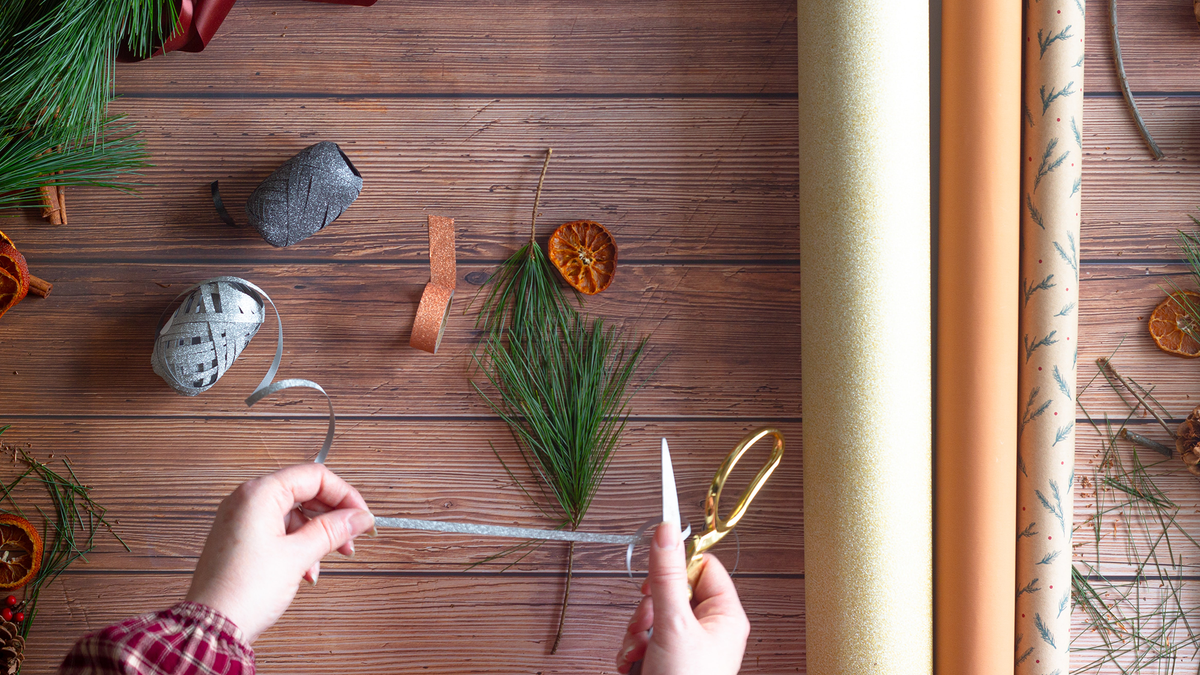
left=2, top=608, right=13, bottom=621
left=4, top=596, right=14, bottom=607
left=13, top=613, right=22, bottom=623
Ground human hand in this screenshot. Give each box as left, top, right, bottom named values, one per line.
left=185, top=463, right=375, bottom=642
left=615, top=523, right=750, bottom=674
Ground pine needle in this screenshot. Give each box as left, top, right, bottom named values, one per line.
left=0, top=426, right=126, bottom=646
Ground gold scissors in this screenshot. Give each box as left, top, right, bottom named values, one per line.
left=681, top=427, right=785, bottom=589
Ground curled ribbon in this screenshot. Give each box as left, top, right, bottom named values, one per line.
left=410, top=215, right=457, bottom=354
left=151, top=276, right=335, bottom=463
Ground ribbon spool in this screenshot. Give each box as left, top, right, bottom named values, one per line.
left=211, top=141, right=363, bottom=248
left=410, top=215, right=457, bottom=354
left=151, top=277, right=336, bottom=463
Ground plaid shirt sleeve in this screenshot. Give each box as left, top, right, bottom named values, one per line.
left=58, top=602, right=254, bottom=675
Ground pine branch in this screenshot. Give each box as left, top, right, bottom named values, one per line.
left=1034, top=138, right=1069, bottom=191
left=1040, top=82, right=1076, bottom=116
left=1023, top=273, right=1055, bottom=307
left=1024, top=330, right=1059, bottom=363
left=1020, top=386, right=1053, bottom=438
left=1053, top=422, right=1074, bottom=447
left=1034, top=613, right=1056, bottom=649
left=1058, top=591, right=1070, bottom=618
left=1038, top=25, right=1074, bottom=58
left=1053, top=365, right=1072, bottom=401
left=1070, top=176, right=1081, bottom=198
left=1018, top=577, right=1042, bottom=599
left=1037, top=550, right=1061, bottom=565
left=1036, top=480, right=1066, bottom=535
left=1024, top=104, right=1035, bottom=129
left=1016, top=645, right=1034, bottom=666
left=1053, top=231, right=1078, bottom=279
left=1026, top=193, right=1045, bottom=230
left=1071, top=117, right=1082, bottom=149
left=1019, top=522, right=1038, bottom=539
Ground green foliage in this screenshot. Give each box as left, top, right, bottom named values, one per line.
left=0, top=426, right=127, bottom=644
left=0, top=0, right=178, bottom=136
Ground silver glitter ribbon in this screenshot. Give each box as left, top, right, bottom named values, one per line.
left=151, top=276, right=335, bottom=463
left=374, top=516, right=690, bottom=576
left=245, top=141, right=363, bottom=248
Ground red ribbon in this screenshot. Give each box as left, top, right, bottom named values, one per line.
left=118, top=0, right=376, bottom=62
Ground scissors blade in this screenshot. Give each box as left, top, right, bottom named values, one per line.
left=662, top=437, right=681, bottom=528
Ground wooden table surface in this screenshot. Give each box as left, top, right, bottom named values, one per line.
left=9, top=0, right=1199, bottom=672
left=0, top=1, right=801, bottom=673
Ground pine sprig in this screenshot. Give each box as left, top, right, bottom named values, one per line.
left=0, top=426, right=127, bottom=646
left=0, top=116, right=147, bottom=210
left=0, top=0, right=178, bottom=137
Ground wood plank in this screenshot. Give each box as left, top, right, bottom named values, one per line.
left=5, top=97, right=798, bottom=263
left=112, top=0, right=798, bottom=96
left=1081, top=97, right=1200, bottom=260
left=0, top=263, right=800, bottom=418
left=25, top=574, right=803, bottom=674
left=1076, top=263, right=1200, bottom=417
left=1083, top=0, right=1200, bottom=94
left=0, top=420, right=801, bottom=573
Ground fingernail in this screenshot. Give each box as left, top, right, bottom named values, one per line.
left=346, top=540, right=356, bottom=558
left=654, top=521, right=679, bottom=550
left=616, top=645, right=633, bottom=670
left=349, top=510, right=376, bottom=535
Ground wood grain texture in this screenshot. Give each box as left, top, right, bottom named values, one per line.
left=24, top=574, right=803, bottom=674
left=5, top=97, right=798, bottom=263
left=1081, top=97, right=1200, bottom=259
left=112, top=0, right=799, bottom=96
left=1083, top=0, right=1200, bottom=95
left=0, top=263, right=800, bottom=418
left=0, top=420, right=801, bottom=573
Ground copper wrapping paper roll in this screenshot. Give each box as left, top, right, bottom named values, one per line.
left=1016, top=0, right=1083, bottom=671
left=936, top=0, right=1021, bottom=673
left=410, top=215, right=456, bottom=354
left=798, top=1, right=932, bottom=672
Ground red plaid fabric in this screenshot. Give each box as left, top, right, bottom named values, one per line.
left=58, top=602, right=254, bottom=675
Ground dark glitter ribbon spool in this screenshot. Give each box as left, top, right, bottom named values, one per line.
left=151, top=276, right=336, bottom=463
left=212, top=141, right=363, bottom=248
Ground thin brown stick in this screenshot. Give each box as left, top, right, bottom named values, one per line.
left=1098, top=357, right=1175, bottom=438
left=1110, top=0, right=1164, bottom=159
left=550, top=539, right=574, bottom=654
left=530, top=148, right=553, bottom=245
left=57, top=182, right=67, bottom=226
left=38, top=185, right=62, bottom=225
left=27, top=275, right=52, bottom=298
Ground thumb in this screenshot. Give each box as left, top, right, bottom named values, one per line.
left=288, top=508, right=375, bottom=566
left=647, top=522, right=696, bottom=634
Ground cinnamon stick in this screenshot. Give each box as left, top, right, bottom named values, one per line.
left=57, top=184, right=67, bottom=225
left=27, top=275, right=52, bottom=298
left=39, top=185, right=62, bottom=225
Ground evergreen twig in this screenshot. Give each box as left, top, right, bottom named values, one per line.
left=1109, top=0, right=1164, bottom=159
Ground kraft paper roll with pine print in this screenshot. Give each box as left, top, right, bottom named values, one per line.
left=798, top=0, right=932, bottom=673
left=1016, top=0, right=1083, bottom=672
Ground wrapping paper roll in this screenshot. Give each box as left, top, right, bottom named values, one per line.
left=410, top=215, right=456, bottom=354
left=936, top=0, right=1021, bottom=673
left=1016, top=1, right=1083, bottom=672
left=797, top=1, right=932, bottom=672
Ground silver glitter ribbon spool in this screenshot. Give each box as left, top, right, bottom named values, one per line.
left=245, top=141, right=363, bottom=248
left=151, top=276, right=335, bottom=463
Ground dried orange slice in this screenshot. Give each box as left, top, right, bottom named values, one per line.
left=1149, top=291, right=1200, bottom=358
left=0, top=231, right=29, bottom=319
left=548, top=220, right=617, bottom=295
left=0, top=515, right=41, bottom=591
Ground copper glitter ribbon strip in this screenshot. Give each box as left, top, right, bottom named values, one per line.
left=410, top=215, right=457, bottom=354
left=156, top=276, right=336, bottom=464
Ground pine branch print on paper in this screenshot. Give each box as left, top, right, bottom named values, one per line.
left=1020, top=386, right=1053, bottom=438
left=1070, top=176, right=1081, bottom=198
left=1027, top=193, right=1046, bottom=229
left=1052, top=365, right=1071, bottom=400
left=1055, top=301, right=1075, bottom=317
left=1034, top=613, right=1056, bottom=649
left=1057, top=591, right=1069, bottom=617
left=1019, top=522, right=1038, bottom=539
left=1024, top=274, right=1056, bottom=307
left=1040, top=81, right=1076, bottom=115
left=1018, top=577, right=1042, bottom=599
left=1016, top=645, right=1034, bottom=666
left=1037, top=550, right=1061, bottom=566
left=1038, top=25, right=1074, bottom=58
left=1024, top=104, right=1036, bottom=129
left=1036, top=479, right=1066, bottom=535
left=1070, top=118, right=1082, bottom=148
left=1024, top=330, right=1060, bottom=363
left=1053, top=422, right=1073, bottom=446
left=1035, top=138, right=1069, bottom=191
left=1053, top=231, right=1078, bottom=279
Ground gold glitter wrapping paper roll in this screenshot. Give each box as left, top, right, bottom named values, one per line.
left=410, top=215, right=457, bottom=354
left=1016, top=0, right=1082, bottom=671
left=936, top=0, right=1021, bottom=672
left=797, top=1, right=931, bottom=672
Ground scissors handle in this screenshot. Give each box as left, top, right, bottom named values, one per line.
left=685, top=427, right=784, bottom=588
